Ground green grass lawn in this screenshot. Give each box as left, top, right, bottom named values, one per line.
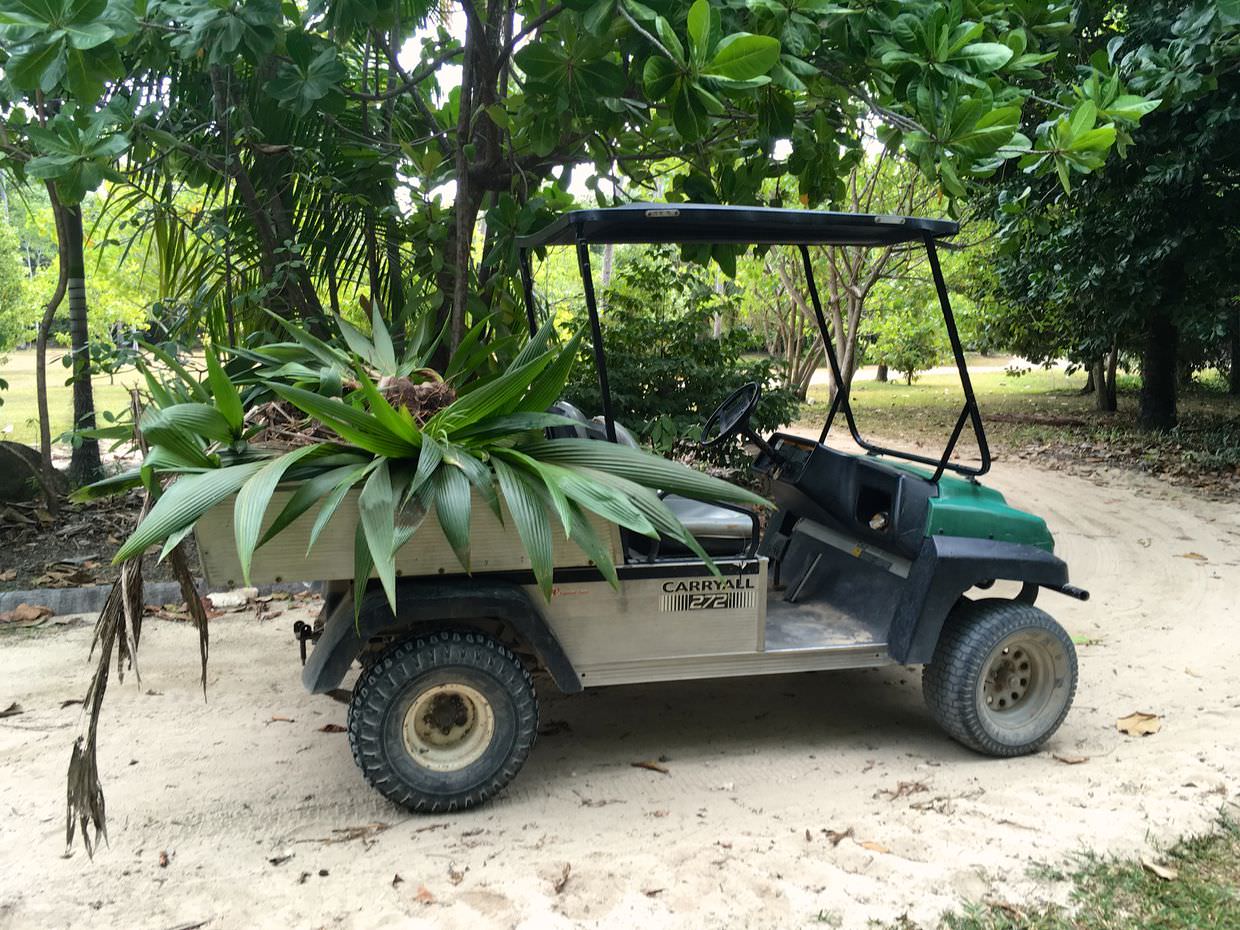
left=1, top=347, right=144, bottom=446
left=902, top=818, right=1240, bottom=930
left=798, top=365, right=1240, bottom=485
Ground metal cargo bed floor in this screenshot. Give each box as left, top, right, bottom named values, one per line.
left=764, top=598, right=889, bottom=653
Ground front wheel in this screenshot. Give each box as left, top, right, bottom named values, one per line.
left=348, top=630, right=538, bottom=812
left=923, top=599, right=1077, bottom=757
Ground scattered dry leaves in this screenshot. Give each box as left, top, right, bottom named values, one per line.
left=1141, top=858, right=1178, bottom=881
left=318, top=723, right=346, bottom=733
left=875, top=780, right=929, bottom=801
left=1053, top=753, right=1090, bottom=765
left=1117, top=711, right=1162, bottom=736
left=552, top=863, right=571, bottom=894
left=859, top=840, right=890, bottom=854
left=631, top=759, right=670, bottom=775
left=0, top=603, right=52, bottom=624
left=822, top=827, right=854, bottom=846
left=0, top=702, right=23, bottom=719
left=1177, top=552, right=1208, bottom=561
left=447, top=862, right=466, bottom=885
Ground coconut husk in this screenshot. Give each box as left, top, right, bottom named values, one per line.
left=377, top=376, right=456, bottom=424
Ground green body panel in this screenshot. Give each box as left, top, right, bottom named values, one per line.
left=880, top=459, right=1056, bottom=552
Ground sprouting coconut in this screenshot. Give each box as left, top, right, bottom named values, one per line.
left=377, top=371, right=457, bottom=424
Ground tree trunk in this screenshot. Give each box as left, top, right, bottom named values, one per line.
left=1080, top=366, right=1096, bottom=395
left=35, top=182, right=69, bottom=512
left=1104, top=344, right=1119, bottom=411
left=1138, top=307, right=1178, bottom=431
left=875, top=363, right=888, bottom=383
left=1230, top=306, right=1240, bottom=396
left=64, top=206, right=103, bottom=485
left=1090, top=361, right=1111, bottom=412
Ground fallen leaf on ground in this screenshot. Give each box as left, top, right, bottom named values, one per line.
left=1117, top=711, right=1162, bottom=736
left=448, top=862, right=465, bottom=885
left=876, top=780, right=928, bottom=801
left=859, top=840, right=889, bottom=853
left=822, top=827, right=854, bottom=846
left=325, top=822, right=388, bottom=844
left=631, top=759, right=670, bottom=775
left=0, top=603, right=53, bottom=623
left=158, top=850, right=170, bottom=868
left=1053, top=753, right=1090, bottom=765
left=391, top=874, right=403, bottom=887
left=60, top=699, right=83, bottom=709
left=0, top=702, right=23, bottom=719
left=643, top=887, right=665, bottom=897
left=1177, top=552, right=1208, bottom=561
left=269, top=715, right=295, bottom=724
left=318, top=723, right=346, bottom=733
left=268, top=853, right=294, bottom=866
left=1141, top=858, right=1178, bottom=881
left=414, top=885, right=434, bottom=904
left=553, top=863, right=571, bottom=894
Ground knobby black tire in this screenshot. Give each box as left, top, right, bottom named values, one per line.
left=347, top=630, right=538, bottom=812
left=923, top=598, right=1077, bottom=757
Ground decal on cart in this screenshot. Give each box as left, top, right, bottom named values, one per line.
left=660, top=577, right=756, bottom=612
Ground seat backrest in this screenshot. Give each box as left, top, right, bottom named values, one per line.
left=547, top=401, right=592, bottom=439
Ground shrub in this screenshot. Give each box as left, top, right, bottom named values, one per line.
left=561, top=247, right=801, bottom=465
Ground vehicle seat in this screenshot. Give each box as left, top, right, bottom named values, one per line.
left=590, top=418, right=754, bottom=557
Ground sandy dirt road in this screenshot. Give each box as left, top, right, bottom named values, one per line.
left=1, top=459, right=1238, bottom=930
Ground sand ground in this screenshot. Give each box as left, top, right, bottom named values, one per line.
left=1, top=457, right=1238, bottom=930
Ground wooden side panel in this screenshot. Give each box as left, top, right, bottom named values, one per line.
left=532, top=560, right=767, bottom=670
left=194, top=488, right=621, bottom=588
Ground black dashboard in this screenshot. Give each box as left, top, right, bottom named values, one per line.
left=755, top=433, right=936, bottom=559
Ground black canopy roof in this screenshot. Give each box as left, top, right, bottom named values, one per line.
left=515, top=203, right=958, bottom=248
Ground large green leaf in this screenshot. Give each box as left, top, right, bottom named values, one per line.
left=520, top=438, right=771, bottom=507
left=493, top=457, right=555, bottom=598
left=272, top=384, right=420, bottom=457
left=259, top=461, right=372, bottom=548
left=706, top=34, right=780, bottom=81
left=233, top=444, right=325, bottom=584
left=431, top=464, right=472, bottom=571
left=428, top=352, right=554, bottom=434
left=140, top=403, right=234, bottom=444
left=358, top=460, right=401, bottom=610
left=954, top=42, right=1013, bottom=73
left=114, top=462, right=265, bottom=563
left=205, top=346, right=244, bottom=435
left=306, top=461, right=378, bottom=553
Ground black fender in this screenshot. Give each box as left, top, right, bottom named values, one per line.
left=302, top=580, right=582, bottom=695
left=888, top=536, right=1071, bottom=665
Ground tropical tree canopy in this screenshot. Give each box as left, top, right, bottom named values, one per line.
left=0, top=0, right=1162, bottom=354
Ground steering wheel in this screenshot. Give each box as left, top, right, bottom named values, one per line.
left=700, top=382, right=761, bottom=448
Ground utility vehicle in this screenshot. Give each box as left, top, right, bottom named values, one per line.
left=195, top=203, right=1088, bottom=813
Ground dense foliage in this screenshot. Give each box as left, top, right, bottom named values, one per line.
left=562, top=246, right=800, bottom=459
left=984, top=0, right=1240, bottom=427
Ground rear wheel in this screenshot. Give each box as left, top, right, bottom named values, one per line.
left=923, top=599, right=1077, bottom=757
left=348, top=630, right=538, bottom=812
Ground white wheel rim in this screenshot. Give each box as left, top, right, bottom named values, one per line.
left=976, top=631, right=1064, bottom=732
left=402, top=683, right=495, bottom=772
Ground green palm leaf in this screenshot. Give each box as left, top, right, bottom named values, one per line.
left=114, top=462, right=266, bottom=563
left=431, top=464, right=472, bottom=571
left=493, top=457, right=555, bottom=598
left=233, top=445, right=328, bottom=585
left=520, top=438, right=771, bottom=508
left=271, top=384, right=420, bottom=458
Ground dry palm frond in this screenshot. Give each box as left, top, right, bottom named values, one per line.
left=245, top=398, right=338, bottom=450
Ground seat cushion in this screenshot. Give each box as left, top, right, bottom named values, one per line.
left=664, top=495, right=754, bottom=540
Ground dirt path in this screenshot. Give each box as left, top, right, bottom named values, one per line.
left=1, top=460, right=1238, bottom=930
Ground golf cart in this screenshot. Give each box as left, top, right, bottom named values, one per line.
left=196, top=203, right=1089, bottom=813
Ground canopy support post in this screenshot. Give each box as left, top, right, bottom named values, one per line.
left=576, top=239, right=617, bottom=442
left=798, top=245, right=866, bottom=449
left=518, top=248, right=538, bottom=338
left=924, top=235, right=990, bottom=479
